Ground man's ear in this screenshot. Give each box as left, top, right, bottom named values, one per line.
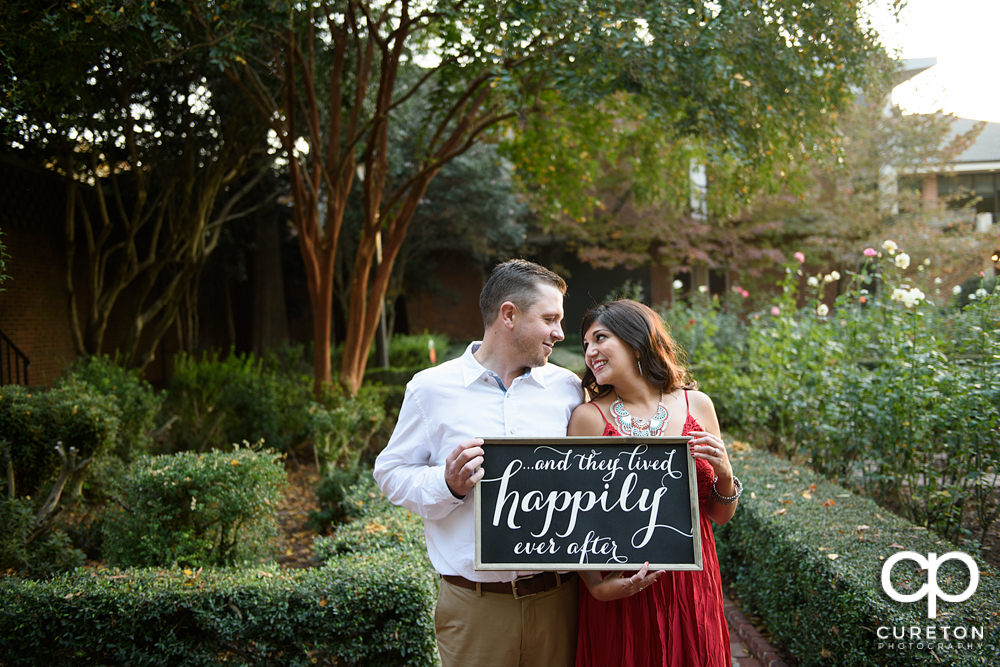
left=499, top=301, right=518, bottom=330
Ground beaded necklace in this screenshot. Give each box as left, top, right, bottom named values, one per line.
left=610, top=390, right=670, bottom=436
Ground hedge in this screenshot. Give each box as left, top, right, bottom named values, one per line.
left=0, top=551, right=437, bottom=666
left=717, top=445, right=1000, bottom=666
left=0, top=469, right=439, bottom=667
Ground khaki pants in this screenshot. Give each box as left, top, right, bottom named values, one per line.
left=435, top=576, right=579, bottom=667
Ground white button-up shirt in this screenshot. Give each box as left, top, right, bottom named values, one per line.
left=373, top=342, right=584, bottom=581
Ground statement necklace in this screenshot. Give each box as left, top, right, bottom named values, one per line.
left=611, top=390, right=670, bottom=437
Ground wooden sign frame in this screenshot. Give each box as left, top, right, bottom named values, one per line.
left=474, top=437, right=702, bottom=571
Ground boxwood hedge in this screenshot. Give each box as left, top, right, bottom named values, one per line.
left=0, top=468, right=438, bottom=666
left=717, top=445, right=1000, bottom=667
left=0, top=550, right=437, bottom=666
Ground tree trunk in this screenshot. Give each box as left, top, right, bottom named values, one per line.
left=252, top=216, right=289, bottom=355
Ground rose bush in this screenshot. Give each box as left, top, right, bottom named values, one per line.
left=669, top=242, right=1000, bottom=546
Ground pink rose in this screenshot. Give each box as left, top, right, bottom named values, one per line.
left=771, top=306, right=781, bottom=316
left=794, top=252, right=805, bottom=263
left=864, top=248, right=877, bottom=257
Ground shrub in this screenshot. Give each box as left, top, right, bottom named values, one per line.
left=386, top=332, right=450, bottom=369
left=716, top=445, right=1000, bottom=666
left=160, top=350, right=312, bottom=453
left=102, top=445, right=285, bottom=568
left=673, top=243, right=1000, bottom=544
left=0, top=495, right=85, bottom=576
left=332, top=332, right=450, bottom=373
left=309, top=386, right=389, bottom=475
left=0, top=383, right=119, bottom=499
left=0, top=555, right=438, bottom=666
left=0, top=384, right=120, bottom=575
left=312, top=475, right=425, bottom=559
left=56, top=355, right=162, bottom=465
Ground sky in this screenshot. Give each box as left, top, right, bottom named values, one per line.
left=865, top=0, right=1000, bottom=124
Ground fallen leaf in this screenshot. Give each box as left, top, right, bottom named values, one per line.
left=364, top=521, right=388, bottom=534
left=781, top=499, right=793, bottom=505
left=802, top=491, right=813, bottom=500
left=318, top=598, right=328, bottom=607
left=773, top=508, right=787, bottom=516
left=888, top=543, right=906, bottom=549
left=821, top=499, right=836, bottom=507
left=827, top=554, right=840, bottom=560
left=750, top=491, right=757, bottom=500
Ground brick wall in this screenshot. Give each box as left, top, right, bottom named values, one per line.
left=0, top=159, right=79, bottom=386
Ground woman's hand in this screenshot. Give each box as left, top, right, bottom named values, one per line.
left=688, top=430, right=732, bottom=481
left=580, top=562, right=664, bottom=602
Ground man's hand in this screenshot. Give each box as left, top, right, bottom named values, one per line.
left=445, top=438, right=485, bottom=498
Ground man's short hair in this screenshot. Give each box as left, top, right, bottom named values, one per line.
left=479, top=259, right=567, bottom=327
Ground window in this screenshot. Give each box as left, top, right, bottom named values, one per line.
left=937, top=172, right=998, bottom=215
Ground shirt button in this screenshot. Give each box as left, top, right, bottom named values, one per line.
left=510, top=428, right=517, bottom=434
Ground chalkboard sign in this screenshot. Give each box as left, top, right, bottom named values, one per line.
left=474, top=437, right=702, bottom=571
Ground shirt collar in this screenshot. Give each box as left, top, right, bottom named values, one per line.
left=461, top=342, right=548, bottom=389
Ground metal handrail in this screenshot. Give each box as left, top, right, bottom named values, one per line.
left=0, top=329, right=30, bottom=386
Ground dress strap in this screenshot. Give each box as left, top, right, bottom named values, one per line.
left=590, top=402, right=613, bottom=427
left=683, top=388, right=691, bottom=417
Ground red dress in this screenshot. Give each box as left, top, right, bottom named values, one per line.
left=575, top=393, right=731, bottom=667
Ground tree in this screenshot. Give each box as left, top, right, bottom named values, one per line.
left=173, top=0, right=879, bottom=394
left=0, top=1, right=274, bottom=368
left=0, top=227, right=8, bottom=292
left=504, top=90, right=789, bottom=276
left=728, top=54, right=991, bottom=289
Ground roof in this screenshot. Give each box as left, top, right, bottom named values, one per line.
left=949, top=118, right=1000, bottom=164
left=894, top=58, right=937, bottom=85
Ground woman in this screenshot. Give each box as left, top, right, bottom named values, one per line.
left=570, top=300, right=741, bottom=667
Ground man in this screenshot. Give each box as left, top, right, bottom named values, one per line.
left=374, top=259, right=584, bottom=667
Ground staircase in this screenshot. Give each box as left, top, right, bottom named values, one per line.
left=0, top=329, right=30, bottom=386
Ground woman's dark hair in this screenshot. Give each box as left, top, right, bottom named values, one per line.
left=579, top=300, right=693, bottom=399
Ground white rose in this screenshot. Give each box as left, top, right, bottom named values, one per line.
left=976, top=288, right=988, bottom=298
left=894, top=253, right=910, bottom=269
left=952, top=285, right=962, bottom=295
left=901, top=288, right=924, bottom=308
left=816, top=304, right=830, bottom=317
left=969, top=293, right=977, bottom=301
left=698, top=285, right=708, bottom=293
left=807, top=276, right=820, bottom=287
left=672, top=279, right=683, bottom=290
left=934, top=278, right=943, bottom=285
left=891, top=288, right=907, bottom=303
left=831, top=271, right=841, bottom=281
left=823, top=274, right=834, bottom=283
left=882, top=240, right=898, bottom=252
left=923, top=258, right=931, bottom=266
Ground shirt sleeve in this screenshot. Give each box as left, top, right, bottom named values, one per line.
left=373, top=381, right=465, bottom=520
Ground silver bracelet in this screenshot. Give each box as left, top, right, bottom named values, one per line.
left=711, top=475, right=743, bottom=505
